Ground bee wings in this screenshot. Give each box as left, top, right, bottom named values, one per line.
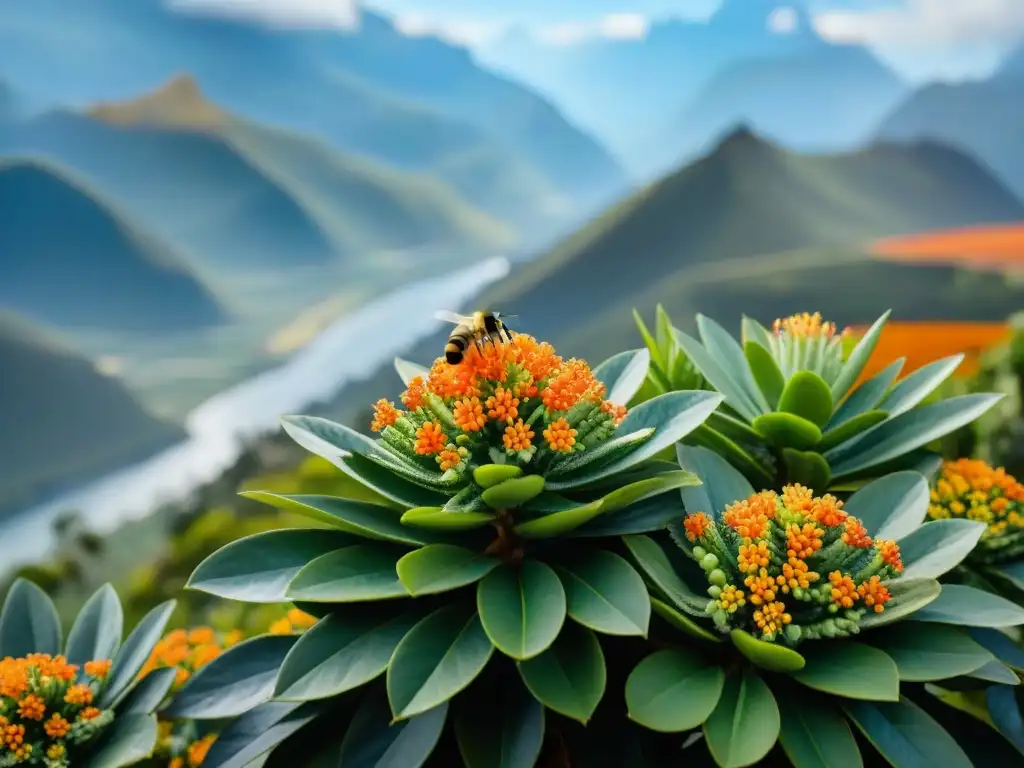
left=434, top=310, right=473, bottom=326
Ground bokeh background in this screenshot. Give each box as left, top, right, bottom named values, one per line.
left=1, top=0, right=1022, bottom=632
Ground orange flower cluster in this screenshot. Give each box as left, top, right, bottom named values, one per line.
left=680, top=484, right=902, bottom=644
left=0, top=654, right=113, bottom=764
left=370, top=333, right=629, bottom=476
left=167, top=733, right=217, bottom=768
left=140, top=627, right=243, bottom=691
left=773, top=312, right=841, bottom=341
left=268, top=608, right=318, bottom=636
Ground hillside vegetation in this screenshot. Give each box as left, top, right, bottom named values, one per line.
left=0, top=311, right=184, bottom=513
left=0, top=158, right=226, bottom=332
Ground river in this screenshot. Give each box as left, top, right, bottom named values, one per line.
left=0, top=257, right=509, bottom=568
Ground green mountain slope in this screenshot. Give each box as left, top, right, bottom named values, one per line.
left=0, top=77, right=514, bottom=275
left=0, top=158, right=227, bottom=332
left=0, top=311, right=184, bottom=513
left=480, top=129, right=1024, bottom=358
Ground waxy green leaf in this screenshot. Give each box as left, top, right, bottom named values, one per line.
left=473, top=464, right=523, bottom=489
left=287, top=544, right=409, bottom=603
left=481, top=475, right=546, bottom=509
left=778, top=371, right=833, bottom=428
left=909, top=584, right=1024, bottom=628
left=454, top=683, right=545, bottom=768
left=703, top=668, right=780, bottom=768
left=752, top=412, right=822, bottom=450
left=779, top=696, right=863, bottom=768
left=0, top=578, right=62, bottom=658
left=517, top=622, right=605, bottom=724
left=730, top=630, right=806, bottom=672
left=792, top=642, right=899, bottom=701
left=340, top=688, right=447, bottom=768
left=870, top=623, right=994, bottom=682
left=397, top=545, right=500, bottom=596
left=478, top=561, right=567, bottom=660
left=843, top=697, right=972, bottom=768
left=401, top=507, right=494, bottom=531
left=66, top=583, right=123, bottom=669
left=843, top=471, right=929, bottom=541
left=556, top=550, right=650, bottom=636
left=625, top=648, right=724, bottom=732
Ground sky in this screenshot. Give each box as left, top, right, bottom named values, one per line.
left=172, top=0, right=1024, bottom=81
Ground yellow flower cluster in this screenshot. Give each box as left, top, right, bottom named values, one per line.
left=268, top=608, right=318, bottom=636
left=681, top=485, right=903, bottom=644
left=0, top=654, right=113, bottom=765
left=140, top=627, right=243, bottom=691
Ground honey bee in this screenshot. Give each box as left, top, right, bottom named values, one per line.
left=434, top=310, right=514, bottom=364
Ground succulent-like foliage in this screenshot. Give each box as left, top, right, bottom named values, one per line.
left=640, top=308, right=1003, bottom=491
left=0, top=580, right=176, bottom=767
left=623, top=447, right=1024, bottom=768
left=182, top=332, right=723, bottom=766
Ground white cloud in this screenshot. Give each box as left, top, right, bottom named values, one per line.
left=168, top=0, right=359, bottom=28
left=767, top=7, right=798, bottom=35
left=536, top=13, right=649, bottom=45
left=814, top=0, right=1024, bottom=47
left=393, top=14, right=501, bottom=45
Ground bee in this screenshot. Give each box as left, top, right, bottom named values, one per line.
left=434, top=310, right=515, bottom=364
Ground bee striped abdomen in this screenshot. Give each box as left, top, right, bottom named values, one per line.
left=445, top=326, right=471, bottom=364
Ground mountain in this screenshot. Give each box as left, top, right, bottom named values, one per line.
left=0, top=310, right=184, bottom=513
left=662, top=44, right=905, bottom=175
left=875, top=57, right=1024, bottom=200
left=479, top=129, right=1024, bottom=359
left=0, top=0, right=626, bottom=220
left=0, top=77, right=515, bottom=274
left=481, top=0, right=826, bottom=167
left=0, top=158, right=226, bottom=332
left=0, top=80, right=23, bottom=120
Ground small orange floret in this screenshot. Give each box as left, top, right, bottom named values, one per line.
left=269, top=618, right=293, bottom=635
left=753, top=601, right=792, bottom=636
left=453, top=397, right=487, bottom=432
left=543, top=417, right=577, bottom=452
left=84, top=659, right=112, bottom=679
left=828, top=571, right=859, bottom=608
left=437, top=448, right=461, bottom=471
left=841, top=516, right=873, bottom=549
left=683, top=511, right=712, bottom=542
left=600, top=400, right=628, bottom=425
left=738, top=539, right=771, bottom=574
left=744, top=569, right=777, bottom=606
left=541, top=359, right=598, bottom=412
left=511, top=335, right=562, bottom=383
left=44, top=713, right=70, bottom=738
left=485, top=387, right=520, bottom=424
left=17, top=694, right=45, bottom=721
left=46, top=744, right=65, bottom=761
left=810, top=495, right=847, bottom=527
left=773, top=312, right=840, bottom=340
left=858, top=576, right=892, bottom=613
left=777, top=557, right=818, bottom=592
left=503, top=419, right=534, bottom=452
left=414, top=421, right=447, bottom=455
left=401, top=375, right=427, bottom=409
left=187, top=734, right=218, bottom=767
left=64, top=684, right=93, bottom=706
left=370, top=398, right=400, bottom=432
left=786, top=523, right=824, bottom=560
left=723, top=491, right=776, bottom=540
left=781, top=484, right=815, bottom=514
left=877, top=539, right=904, bottom=572
left=77, top=706, right=102, bottom=722
left=286, top=609, right=317, bottom=629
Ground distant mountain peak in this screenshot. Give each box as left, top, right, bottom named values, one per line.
left=87, top=74, right=226, bottom=130
left=997, top=44, right=1024, bottom=80
left=711, top=123, right=778, bottom=155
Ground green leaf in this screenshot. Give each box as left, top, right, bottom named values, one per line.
left=275, top=606, right=420, bottom=702
left=870, top=623, right=994, bottom=682
left=880, top=355, right=965, bottom=418
left=703, top=668, right=780, bottom=768
left=242, top=493, right=442, bottom=546
left=455, top=684, right=545, bottom=768
left=563, top=390, right=724, bottom=487
left=843, top=696, right=972, bottom=768
left=164, top=634, right=299, bottom=718
left=66, top=583, right=123, bottom=669
left=910, top=584, right=1024, bottom=628
left=118, top=667, right=176, bottom=716
left=674, top=328, right=760, bottom=421
left=778, top=371, right=833, bottom=428
left=898, top=520, right=986, bottom=579
left=517, top=622, right=605, bottom=724
left=752, top=412, right=823, bottom=450
left=830, top=311, right=890, bottom=401
left=400, top=506, right=494, bottom=531
left=83, top=713, right=158, bottom=768
left=394, top=357, right=429, bottom=386
left=967, top=659, right=1019, bottom=685
left=477, top=561, right=567, bottom=659
left=569, top=492, right=686, bottom=538
left=597, top=470, right=701, bottom=515
left=792, top=642, right=900, bottom=701
left=622, top=534, right=709, bottom=616
left=481, top=475, right=546, bottom=509
left=544, top=429, right=655, bottom=485
left=397, top=545, right=500, bottom=596
left=387, top=604, right=494, bottom=720
left=816, top=410, right=888, bottom=454
left=827, top=394, right=1003, bottom=479
left=741, top=315, right=774, bottom=350
left=287, top=544, right=409, bottom=603
left=779, top=696, right=863, bottom=768
left=633, top=308, right=666, bottom=374
left=730, top=629, right=806, bottom=672
left=842, top=471, right=929, bottom=541
left=556, top=550, right=650, bottom=636
left=593, top=348, right=651, bottom=406
left=650, top=597, right=720, bottom=642
left=513, top=499, right=605, bottom=538
left=969, top=628, right=1024, bottom=671
left=341, top=688, right=447, bottom=768
left=858, top=578, right=941, bottom=630
left=829, top=358, right=903, bottom=429
left=473, top=464, right=524, bottom=489
left=625, top=648, right=724, bottom=732
left=186, top=528, right=357, bottom=602
left=203, top=701, right=322, bottom=768
left=744, top=339, right=785, bottom=409
left=676, top=445, right=755, bottom=520
left=782, top=449, right=831, bottom=493
left=988, top=685, right=1024, bottom=755
left=0, top=578, right=61, bottom=657
left=696, top=314, right=770, bottom=413
left=688, top=425, right=776, bottom=488
left=655, top=304, right=675, bottom=370
left=99, top=600, right=175, bottom=709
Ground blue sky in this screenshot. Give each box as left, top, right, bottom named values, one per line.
left=172, top=0, right=1024, bottom=80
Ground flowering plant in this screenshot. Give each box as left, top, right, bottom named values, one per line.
left=637, top=308, right=1002, bottom=492
left=0, top=580, right=176, bottom=767
left=179, top=330, right=722, bottom=766
left=622, top=446, right=1024, bottom=768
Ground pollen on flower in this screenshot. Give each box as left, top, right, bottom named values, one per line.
left=683, top=511, right=712, bottom=542
left=543, top=417, right=577, bottom=452
left=370, top=398, right=400, bottom=432
left=452, top=397, right=487, bottom=432
left=414, top=421, right=447, bottom=455
left=485, top=386, right=519, bottom=424
left=503, top=419, right=534, bottom=452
